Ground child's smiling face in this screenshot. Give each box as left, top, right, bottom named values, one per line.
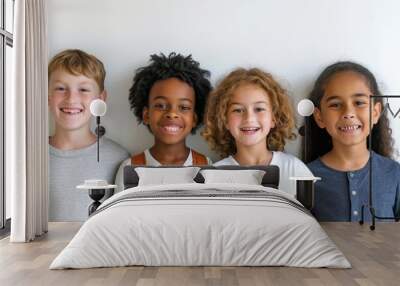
left=226, top=84, right=275, bottom=149
left=143, top=77, right=197, bottom=145
left=314, top=71, right=381, bottom=149
left=49, top=69, right=105, bottom=132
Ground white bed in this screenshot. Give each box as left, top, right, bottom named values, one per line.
left=50, top=183, right=350, bottom=269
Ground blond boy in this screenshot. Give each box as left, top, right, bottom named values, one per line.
left=48, top=49, right=128, bottom=221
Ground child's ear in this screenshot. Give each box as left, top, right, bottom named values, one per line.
left=313, top=108, right=326, bottom=129
left=100, top=90, right=108, bottom=101
left=372, top=101, right=382, bottom=125
left=142, top=107, right=149, bottom=125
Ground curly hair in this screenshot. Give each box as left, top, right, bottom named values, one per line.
left=304, top=61, right=394, bottom=163
left=129, top=52, right=212, bottom=134
left=48, top=49, right=106, bottom=91
left=202, top=68, right=296, bottom=158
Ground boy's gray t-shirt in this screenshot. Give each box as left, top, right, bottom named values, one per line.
left=49, top=137, right=129, bottom=222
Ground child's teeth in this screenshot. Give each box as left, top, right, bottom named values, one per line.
left=61, top=108, right=82, bottom=114
left=165, top=126, right=180, bottom=132
left=340, top=125, right=360, bottom=131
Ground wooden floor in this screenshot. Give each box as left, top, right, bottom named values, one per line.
left=0, top=222, right=399, bottom=286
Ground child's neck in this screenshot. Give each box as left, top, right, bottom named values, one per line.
left=233, top=144, right=273, bottom=166
left=150, top=141, right=190, bottom=165
left=49, top=128, right=97, bottom=150
left=322, top=142, right=370, bottom=171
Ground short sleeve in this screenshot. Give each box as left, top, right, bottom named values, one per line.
left=294, top=157, right=314, bottom=177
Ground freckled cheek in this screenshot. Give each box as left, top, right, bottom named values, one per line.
left=83, top=97, right=92, bottom=104
left=49, top=93, right=62, bottom=104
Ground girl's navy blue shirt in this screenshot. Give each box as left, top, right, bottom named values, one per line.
left=308, top=152, right=400, bottom=221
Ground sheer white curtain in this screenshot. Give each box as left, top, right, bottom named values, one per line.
left=7, top=0, right=48, bottom=242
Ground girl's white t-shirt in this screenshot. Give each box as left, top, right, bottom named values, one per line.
left=214, top=151, right=313, bottom=196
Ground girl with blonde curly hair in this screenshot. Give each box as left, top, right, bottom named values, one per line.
left=202, top=68, right=313, bottom=195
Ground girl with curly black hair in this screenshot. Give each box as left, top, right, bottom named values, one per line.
left=306, top=61, right=400, bottom=222
left=115, top=53, right=212, bottom=193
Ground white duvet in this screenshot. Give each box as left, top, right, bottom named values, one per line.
left=50, top=183, right=351, bottom=269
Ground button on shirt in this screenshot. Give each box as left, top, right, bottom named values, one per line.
left=307, top=152, right=400, bottom=222
left=347, top=170, right=365, bottom=221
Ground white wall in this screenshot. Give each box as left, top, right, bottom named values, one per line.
left=48, top=0, right=400, bottom=161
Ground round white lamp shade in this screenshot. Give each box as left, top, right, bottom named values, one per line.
left=297, top=99, right=315, bottom=117
left=90, top=99, right=107, bottom=117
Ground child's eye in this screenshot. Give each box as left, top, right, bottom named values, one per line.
left=355, top=101, right=367, bottom=106
left=55, top=86, right=65, bottom=92
left=231, top=108, right=244, bottom=113
left=179, top=105, right=192, bottom=112
left=328, top=103, right=340, bottom=108
left=80, top=88, right=90, bottom=93
left=254, top=107, right=266, bottom=112
left=154, top=103, right=168, bottom=110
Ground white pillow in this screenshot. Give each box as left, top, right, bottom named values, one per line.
left=200, top=169, right=266, bottom=185
left=135, top=167, right=200, bottom=186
